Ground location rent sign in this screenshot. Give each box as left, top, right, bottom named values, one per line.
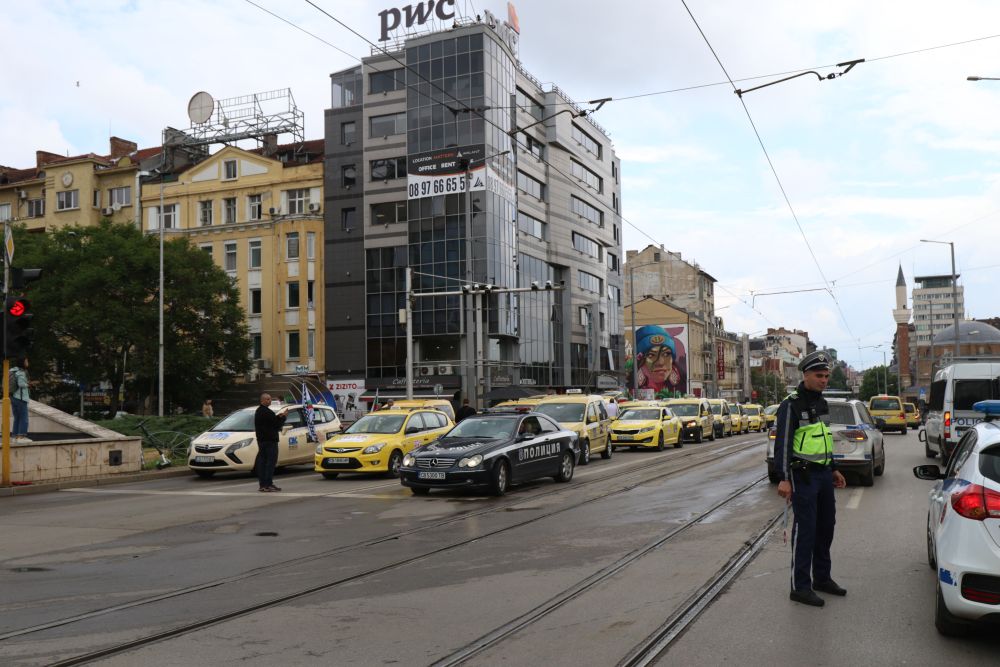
left=406, top=145, right=514, bottom=201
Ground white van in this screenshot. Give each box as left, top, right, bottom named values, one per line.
left=921, top=361, right=1000, bottom=461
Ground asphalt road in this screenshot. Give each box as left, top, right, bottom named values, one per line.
left=3, top=428, right=994, bottom=666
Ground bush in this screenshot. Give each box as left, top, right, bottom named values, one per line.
left=94, top=415, right=218, bottom=448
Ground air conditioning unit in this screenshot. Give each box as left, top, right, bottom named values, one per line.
left=437, top=365, right=454, bottom=376
left=308, top=203, right=321, bottom=213
left=17, top=190, right=28, bottom=200
left=256, top=359, right=272, bottom=370
left=101, top=207, right=115, bottom=216
left=419, top=366, right=435, bottom=376
left=268, top=207, right=278, bottom=215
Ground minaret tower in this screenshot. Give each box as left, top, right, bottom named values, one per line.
left=893, top=265, right=913, bottom=390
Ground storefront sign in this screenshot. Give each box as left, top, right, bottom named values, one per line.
left=379, top=0, right=456, bottom=42
left=717, top=342, right=726, bottom=380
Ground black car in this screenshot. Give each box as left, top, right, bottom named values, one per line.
left=399, top=412, right=579, bottom=496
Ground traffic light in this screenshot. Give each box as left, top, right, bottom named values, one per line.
left=10, top=268, right=42, bottom=291
left=4, top=296, right=33, bottom=359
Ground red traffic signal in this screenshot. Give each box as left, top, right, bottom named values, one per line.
left=4, top=296, right=33, bottom=359
left=7, top=300, right=25, bottom=318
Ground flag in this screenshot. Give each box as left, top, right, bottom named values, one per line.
left=302, top=381, right=318, bottom=443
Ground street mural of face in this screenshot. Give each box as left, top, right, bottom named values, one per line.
left=633, top=325, right=685, bottom=395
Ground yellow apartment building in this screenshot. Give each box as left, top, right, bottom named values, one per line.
left=140, top=142, right=325, bottom=376
left=623, top=296, right=710, bottom=397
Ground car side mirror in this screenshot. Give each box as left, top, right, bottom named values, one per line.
left=913, top=464, right=944, bottom=481
left=517, top=432, right=534, bottom=441
left=405, top=426, right=420, bottom=434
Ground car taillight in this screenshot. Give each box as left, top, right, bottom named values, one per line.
left=950, top=483, right=1000, bottom=521
left=944, top=411, right=951, bottom=439
left=961, top=586, right=1000, bottom=605
left=838, top=429, right=867, bottom=441
left=768, top=428, right=776, bottom=440
left=898, top=412, right=905, bottom=419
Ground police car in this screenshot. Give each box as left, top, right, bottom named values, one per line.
left=913, top=400, right=1000, bottom=636
left=399, top=412, right=579, bottom=496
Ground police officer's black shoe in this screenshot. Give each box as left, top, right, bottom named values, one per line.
left=814, top=579, right=847, bottom=596
left=789, top=589, right=825, bottom=607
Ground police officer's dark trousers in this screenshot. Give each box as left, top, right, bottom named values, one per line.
left=255, top=440, right=279, bottom=489
left=790, top=466, right=836, bottom=591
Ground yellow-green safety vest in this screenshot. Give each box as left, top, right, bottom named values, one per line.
left=786, top=392, right=834, bottom=465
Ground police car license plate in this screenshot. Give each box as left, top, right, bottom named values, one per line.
left=194, top=456, right=214, bottom=464
left=418, top=471, right=446, bottom=480
left=327, top=457, right=350, bottom=464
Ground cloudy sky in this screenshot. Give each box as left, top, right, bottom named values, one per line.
left=3, top=0, right=1000, bottom=370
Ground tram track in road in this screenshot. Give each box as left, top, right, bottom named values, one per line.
left=9, top=436, right=768, bottom=666
left=429, top=475, right=775, bottom=667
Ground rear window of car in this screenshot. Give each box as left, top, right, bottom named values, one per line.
left=954, top=380, right=998, bottom=411
left=826, top=403, right=856, bottom=426
left=744, top=407, right=760, bottom=415
left=980, top=445, right=1000, bottom=484
left=870, top=398, right=900, bottom=411
left=904, top=404, right=915, bottom=414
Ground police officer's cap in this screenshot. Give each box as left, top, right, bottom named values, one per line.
left=798, top=350, right=832, bottom=373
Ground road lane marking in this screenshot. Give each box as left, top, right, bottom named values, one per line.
left=845, top=488, right=863, bottom=509
left=60, top=483, right=404, bottom=499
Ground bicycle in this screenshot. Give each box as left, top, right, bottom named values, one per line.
left=137, top=419, right=193, bottom=469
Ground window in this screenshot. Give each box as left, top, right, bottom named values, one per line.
left=600, top=312, right=606, bottom=332
left=286, top=189, right=309, bottom=214
left=27, top=199, right=44, bottom=217
left=156, top=204, right=177, bottom=228
left=248, top=194, right=262, bottom=220
left=110, top=186, right=131, bottom=207
left=517, top=211, right=544, bottom=239
left=516, top=88, right=544, bottom=120
left=341, top=207, right=357, bottom=231
left=579, top=307, right=590, bottom=326
left=200, top=244, right=212, bottom=257
left=224, top=242, right=237, bottom=272
left=287, top=281, right=300, bottom=308
left=571, top=124, right=601, bottom=158
left=286, top=232, right=300, bottom=260
left=307, top=232, right=316, bottom=260
left=517, top=171, right=544, bottom=200
left=371, top=201, right=407, bottom=225
left=370, top=112, right=406, bottom=137
left=607, top=285, right=621, bottom=303
left=606, top=252, right=619, bottom=272
left=56, top=190, right=79, bottom=211
left=572, top=232, right=600, bottom=259
left=341, top=121, right=357, bottom=145
left=223, top=197, right=236, bottom=224
left=249, top=288, right=262, bottom=314
left=308, top=330, right=315, bottom=357
left=223, top=160, right=237, bottom=180
left=342, top=164, right=357, bottom=189
left=307, top=280, right=315, bottom=308
left=525, top=135, right=544, bottom=159
left=613, top=192, right=618, bottom=211
left=954, top=379, right=998, bottom=410
left=93, top=190, right=100, bottom=208
left=571, top=160, right=602, bottom=192
left=571, top=196, right=603, bottom=226
left=249, top=239, right=262, bottom=269
left=612, top=161, right=618, bottom=182
left=370, top=157, right=407, bottom=181
left=251, top=333, right=262, bottom=359
left=370, top=68, right=406, bottom=94
left=578, top=270, right=601, bottom=293
left=0, top=203, right=10, bottom=222
left=287, top=331, right=301, bottom=359
left=199, top=201, right=213, bottom=226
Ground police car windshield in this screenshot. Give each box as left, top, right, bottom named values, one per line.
left=444, top=417, right=517, bottom=439
left=534, top=403, right=586, bottom=423
left=670, top=404, right=698, bottom=417
left=345, top=414, right=406, bottom=434
left=870, top=398, right=899, bottom=410
left=620, top=409, right=660, bottom=421
left=212, top=409, right=256, bottom=432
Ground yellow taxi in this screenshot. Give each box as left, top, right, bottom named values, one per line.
left=315, top=408, right=453, bottom=479
left=535, top=393, right=611, bottom=465
left=868, top=394, right=907, bottom=434
left=385, top=398, right=456, bottom=421
left=763, top=404, right=779, bottom=428
left=903, top=402, right=921, bottom=429
left=707, top=399, right=735, bottom=438
left=490, top=396, right=547, bottom=413
left=610, top=405, right=682, bottom=450
left=742, top=403, right=766, bottom=432
left=729, top=403, right=748, bottom=434
left=666, top=398, right=715, bottom=443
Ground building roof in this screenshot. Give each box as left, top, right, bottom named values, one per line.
left=914, top=274, right=961, bottom=282
left=248, top=138, right=324, bottom=165
left=932, top=320, right=1000, bottom=345
left=0, top=145, right=164, bottom=185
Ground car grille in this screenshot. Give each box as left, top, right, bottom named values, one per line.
left=613, top=429, right=641, bottom=435
left=416, top=457, right=456, bottom=469
left=190, top=459, right=229, bottom=467
left=194, top=444, right=224, bottom=453
left=324, top=447, right=362, bottom=453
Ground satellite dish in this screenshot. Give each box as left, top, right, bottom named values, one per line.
left=187, top=91, right=215, bottom=125
left=112, top=202, right=122, bottom=212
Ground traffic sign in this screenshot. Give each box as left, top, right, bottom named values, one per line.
left=433, top=383, right=443, bottom=396
left=4, top=224, right=13, bottom=264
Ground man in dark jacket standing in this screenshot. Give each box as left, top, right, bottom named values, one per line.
left=254, top=393, right=288, bottom=492
left=455, top=398, right=476, bottom=422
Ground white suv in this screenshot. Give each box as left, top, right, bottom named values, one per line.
left=914, top=400, right=1000, bottom=636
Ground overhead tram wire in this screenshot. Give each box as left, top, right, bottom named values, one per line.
left=679, top=0, right=857, bottom=343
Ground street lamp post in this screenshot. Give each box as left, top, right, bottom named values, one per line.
left=158, top=180, right=165, bottom=417
left=919, top=239, right=960, bottom=361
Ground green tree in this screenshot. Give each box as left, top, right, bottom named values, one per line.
left=859, top=365, right=898, bottom=401
left=751, top=368, right=785, bottom=405
left=16, top=221, right=252, bottom=415
left=829, top=365, right=849, bottom=391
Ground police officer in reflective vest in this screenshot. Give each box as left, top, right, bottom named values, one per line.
left=774, top=351, right=847, bottom=607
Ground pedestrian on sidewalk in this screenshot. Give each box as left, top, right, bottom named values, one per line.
left=201, top=399, right=214, bottom=418
left=774, top=350, right=847, bottom=607
left=455, top=398, right=476, bottom=422
left=254, top=393, right=288, bottom=492
left=10, top=358, right=31, bottom=442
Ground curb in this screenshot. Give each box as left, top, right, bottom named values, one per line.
left=0, top=466, right=194, bottom=497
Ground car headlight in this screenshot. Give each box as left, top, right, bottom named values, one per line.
left=315, top=444, right=324, bottom=455
left=686, top=421, right=698, bottom=428
left=363, top=443, right=386, bottom=455
left=458, top=454, right=484, bottom=468
left=637, top=426, right=656, bottom=433
left=402, top=454, right=415, bottom=467
left=225, top=438, right=254, bottom=454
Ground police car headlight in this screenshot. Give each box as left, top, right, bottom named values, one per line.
left=225, top=438, right=253, bottom=454
left=402, top=454, right=415, bottom=467
left=363, top=443, right=386, bottom=455
left=459, top=454, right=483, bottom=468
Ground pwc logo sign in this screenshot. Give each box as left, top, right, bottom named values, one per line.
left=379, top=0, right=457, bottom=42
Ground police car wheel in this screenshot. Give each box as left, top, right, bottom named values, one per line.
left=195, top=470, right=215, bottom=479
left=924, top=438, right=937, bottom=458
left=656, top=432, right=665, bottom=451
left=926, top=518, right=937, bottom=570
left=601, top=440, right=612, bottom=459
left=554, top=451, right=575, bottom=483
left=411, top=486, right=429, bottom=496
left=322, top=472, right=340, bottom=480
left=385, top=450, right=403, bottom=478
left=768, top=471, right=781, bottom=484
left=579, top=441, right=591, bottom=466
left=935, top=580, right=970, bottom=637
left=859, top=462, right=874, bottom=487
left=490, top=459, right=510, bottom=496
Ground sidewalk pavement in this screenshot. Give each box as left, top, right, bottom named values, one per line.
left=0, top=465, right=192, bottom=497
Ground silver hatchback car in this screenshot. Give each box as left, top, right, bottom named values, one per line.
left=767, top=398, right=886, bottom=486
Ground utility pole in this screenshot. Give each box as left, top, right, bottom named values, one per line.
left=1, top=217, right=9, bottom=486
left=404, top=267, right=413, bottom=400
